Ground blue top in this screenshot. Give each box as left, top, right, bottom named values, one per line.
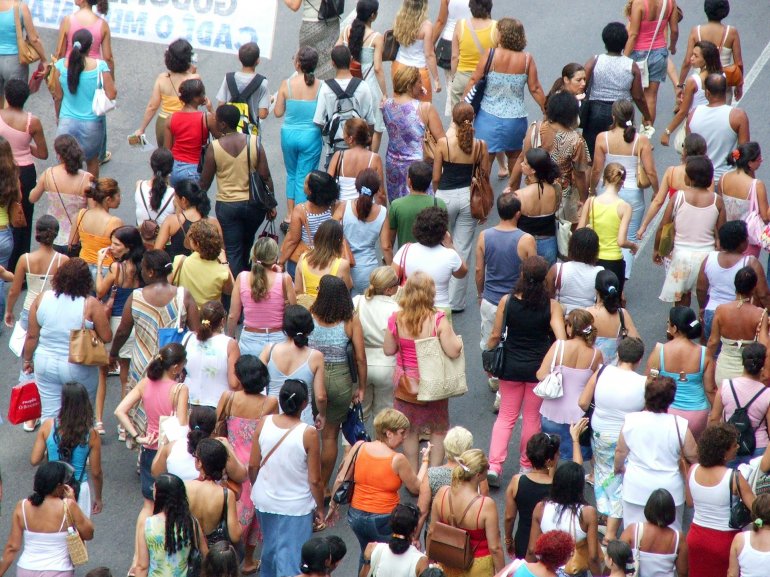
left=55, top=59, right=110, bottom=121
left=0, top=9, right=17, bottom=55
left=342, top=201, right=387, bottom=271
left=36, top=292, right=93, bottom=357
left=266, top=345, right=317, bottom=426
left=481, top=71, right=528, bottom=118
left=482, top=228, right=525, bottom=305
left=46, top=421, right=90, bottom=482
left=660, top=345, right=710, bottom=411
left=282, top=79, right=321, bottom=133
left=112, top=286, right=133, bottom=318
left=308, top=321, right=347, bottom=363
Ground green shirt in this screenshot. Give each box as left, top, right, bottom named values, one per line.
left=388, top=194, right=446, bottom=247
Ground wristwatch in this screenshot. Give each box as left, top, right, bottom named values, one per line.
left=664, top=128, right=671, bottom=136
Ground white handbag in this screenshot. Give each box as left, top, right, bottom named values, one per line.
left=533, top=340, right=564, bottom=400
left=92, top=67, right=116, bottom=116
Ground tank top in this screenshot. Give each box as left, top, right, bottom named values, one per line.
left=540, top=502, right=587, bottom=541
left=169, top=111, right=208, bottom=164
left=437, top=490, right=491, bottom=557
left=690, top=74, right=709, bottom=110
left=481, top=228, right=526, bottom=305
left=167, top=215, right=195, bottom=259
left=697, top=25, right=734, bottom=68
left=704, top=252, right=749, bottom=311
left=660, top=345, right=710, bottom=411
left=689, top=104, right=737, bottom=183
left=17, top=500, right=71, bottom=572
left=540, top=345, right=599, bottom=424
left=723, top=179, right=756, bottom=223
left=590, top=54, right=634, bottom=101
left=23, top=253, right=60, bottom=311
left=239, top=270, right=285, bottom=329
left=604, top=133, right=639, bottom=189
left=672, top=190, right=719, bottom=250
left=634, top=0, right=672, bottom=51
left=298, top=254, right=341, bottom=296
left=0, top=9, right=16, bottom=55
left=513, top=476, right=552, bottom=558
left=441, top=0, right=472, bottom=41
left=0, top=112, right=33, bottom=165
left=518, top=213, right=556, bottom=237
left=266, top=346, right=316, bottom=426
left=283, top=79, right=320, bottom=132
left=438, top=142, right=474, bottom=190
left=166, top=439, right=199, bottom=481
left=689, top=465, right=733, bottom=530
left=36, top=293, right=92, bottom=358
left=556, top=262, right=604, bottom=314
left=369, top=542, right=424, bottom=577
left=142, top=378, right=177, bottom=450
left=501, top=297, right=552, bottom=382
left=635, top=524, right=680, bottom=577
left=337, top=151, right=375, bottom=201
left=738, top=531, right=770, bottom=577
left=45, top=421, right=90, bottom=482
left=66, top=16, right=103, bottom=58
left=212, top=137, right=256, bottom=202
left=457, top=19, right=497, bottom=72
left=342, top=202, right=387, bottom=271
left=590, top=198, right=624, bottom=260
left=76, top=209, right=113, bottom=266
left=351, top=444, right=401, bottom=513
left=308, top=321, right=347, bottom=363
left=396, top=37, right=426, bottom=68
left=185, top=333, right=232, bottom=407
left=301, top=205, right=333, bottom=245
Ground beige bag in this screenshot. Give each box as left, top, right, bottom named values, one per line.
left=13, top=2, right=39, bottom=65
left=64, top=501, right=88, bottom=566
left=415, top=334, right=467, bottom=402
left=69, top=300, right=108, bottom=366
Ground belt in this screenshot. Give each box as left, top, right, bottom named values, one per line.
left=244, top=326, right=283, bottom=333
left=0, top=225, right=8, bottom=230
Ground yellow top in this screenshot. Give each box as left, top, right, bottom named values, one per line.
left=590, top=199, right=623, bottom=261
left=172, top=252, right=231, bottom=307
left=159, top=93, right=184, bottom=115
left=0, top=205, right=8, bottom=227
left=299, top=254, right=342, bottom=296
left=212, top=138, right=257, bottom=203
left=457, top=19, right=498, bottom=73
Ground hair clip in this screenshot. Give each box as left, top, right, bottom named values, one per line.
left=296, top=332, right=304, bottom=336
left=458, top=462, right=470, bottom=472
left=732, top=149, right=741, bottom=160
left=391, top=533, right=406, bottom=539
left=360, top=186, right=373, bottom=197
left=463, top=119, right=471, bottom=125
left=755, top=518, right=764, bottom=528
left=73, top=41, right=82, bottom=50
left=193, top=425, right=200, bottom=431
left=625, top=120, right=632, bottom=127
left=581, top=325, right=594, bottom=335
left=201, top=319, right=211, bottom=326
left=164, top=262, right=173, bottom=270
left=689, top=320, right=699, bottom=328
left=607, top=286, right=617, bottom=294
left=288, top=392, right=296, bottom=400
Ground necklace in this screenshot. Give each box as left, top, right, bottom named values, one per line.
left=736, top=296, right=750, bottom=308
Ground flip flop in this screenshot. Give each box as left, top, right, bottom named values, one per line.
left=313, top=520, right=327, bottom=532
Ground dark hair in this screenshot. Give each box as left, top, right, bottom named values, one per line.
left=141, top=249, right=172, bottom=283
left=67, top=29, right=94, bottom=94
left=698, top=423, right=738, bottom=467
left=55, top=382, right=94, bottom=464
left=325, top=535, right=347, bottom=564
left=52, top=257, right=93, bottom=298
left=718, top=220, right=748, bottom=251
left=602, top=22, right=629, bottom=53
left=297, top=46, right=318, bottom=86
left=752, top=494, right=770, bottom=532
left=35, top=215, right=59, bottom=246
left=419, top=569, right=447, bottom=577
left=238, top=42, right=260, bottom=67
left=331, top=45, right=352, bottom=69
left=705, top=73, right=727, bottom=97
left=344, top=117, right=371, bottom=147
left=611, top=100, right=636, bottom=143
left=349, top=0, right=379, bottom=61
left=497, top=192, right=522, bottom=221
left=187, top=405, right=216, bottom=456
left=147, top=343, right=186, bottom=381
left=197, top=301, right=226, bottom=341
left=54, top=134, right=85, bottom=174
left=526, top=147, right=560, bottom=185
left=149, top=148, right=174, bottom=211
left=684, top=133, right=708, bottom=157
left=669, top=305, right=702, bottom=339
left=515, top=255, right=550, bottom=310
left=645, top=375, right=677, bottom=413
left=165, top=38, right=194, bottom=73
left=595, top=269, right=621, bottom=314
left=550, top=461, right=586, bottom=523
left=300, top=537, right=331, bottom=574
left=526, top=432, right=561, bottom=469
left=284, top=304, right=314, bottom=348
left=685, top=154, right=715, bottom=188
left=355, top=168, right=380, bottom=220
left=607, top=541, right=635, bottom=575
left=413, top=206, right=449, bottom=247
left=87, top=0, right=108, bottom=15
left=535, top=531, right=576, bottom=572
left=727, top=142, right=762, bottom=172
left=389, top=504, right=420, bottom=554
left=311, top=275, right=354, bottom=324
left=196, top=438, right=228, bottom=481
left=86, top=177, right=120, bottom=205
left=174, top=179, right=211, bottom=217
left=280, top=379, right=309, bottom=416
left=546, top=91, right=579, bottom=128
left=216, top=104, right=240, bottom=131
left=29, top=461, right=71, bottom=506
left=469, top=0, right=492, bottom=18
left=153, top=474, right=194, bottom=555
left=742, top=342, right=766, bottom=377
left=617, top=337, right=645, bottom=364
left=546, top=63, right=585, bottom=108
left=179, top=78, right=205, bottom=105
left=568, top=228, right=600, bottom=264
left=694, top=40, right=723, bottom=74
left=306, top=170, right=340, bottom=207
left=111, top=226, right=145, bottom=275
left=407, top=160, right=433, bottom=192
left=202, top=541, right=239, bottom=577
left=235, top=355, right=270, bottom=395
left=4, top=78, right=30, bottom=108
left=644, top=488, right=676, bottom=527
left=704, top=0, right=730, bottom=21
left=86, top=568, right=113, bottom=577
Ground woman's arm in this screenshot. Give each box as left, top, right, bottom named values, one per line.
left=703, top=355, right=716, bottom=406
left=257, top=144, right=274, bottom=201
left=383, top=321, right=398, bottom=356
left=614, top=431, right=630, bottom=474
left=184, top=290, right=201, bottom=331
left=676, top=534, right=689, bottom=577
left=226, top=488, right=243, bottom=543
left=617, top=202, right=637, bottom=253
left=438, top=316, right=463, bottom=359
left=421, top=21, right=440, bottom=94
left=463, top=48, right=490, bottom=98
left=110, top=294, right=135, bottom=358
left=583, top=507, right=602, bottom=577
left=662, top=77, right=697, bottom=146
left=28, top=169, right=48, bottom=204
left=379, top=212, right=393, bottom=265
left=425, top=103, right=446, bottom=141
left=639, top=137, right=659, bottom=192
left=624, top=0, right=642, bottom=55
left=89, top=430, right=103, bottom=514
left=535, top=341, right=559, bottom=381
left=577, top=196, right=593, bottom=229
left=503, top=475, right=520, bottom=556
left=432, top=137, right=446, bottom=191
left=677, top=27, right=697, bottom=86
left=630, top=63, right=652, bottom=123
left=226, top=338, right=240, bottom=390
left=526, top=55, right=546, bottom=113
left=67, top=496, right=94, bottom=539
left=29, top=117, right=48, bottom=160
left=219, top=437, right=247, bottom=482
left=525, top=502, right=544, bottom=562
left=4, top=256, right=27, bottom=327
left=578, top=371, right=599, bottom=412
left=226, top=274, right=242, bottom=337
left=247, top=418, right=267, bottom=484
left=22, top=295, right=42, bottom=371
left=653, top=189, right=677, bottom=260
left=415, top=472, right=432, bottom=539
left=394, top=449, right=430, bottom=495
left=273, top=79, right=287, bottom=118
left=198, top=145, right=216, bottom=192
left=450, top=24, right=460, bottom=76
left=294, top=258, right=306, bottom=294
left=733, top=30, right=744, bottom=101
left=350, top=317, right=367, bottom=402
left=278, top=204, right=304, bottom=267
left=646, top=342, right=662, bottom=374
left=114, top=382, right=146, bottom=441
left=87, top=296, right=113, bottom=343
left=708, top=386, right=724, bottom=425
left=726, top=533, right=741, bottom=577
left=30, top=420, right=51, bottom=465
left=570, top=419, right=588, bottom=465
left=550, top=300, right=567, bottom=339
left=0, top=503, right=24, bottom=577
left=282, top=0, right=302, bottom=11
left=134, top=514, right=150, bottom=577
left=372, top=34, right=387, bottom=98
left=311, top=353, right=327, bottom=431
left=358, top=544, right=377, bottom=577
left=154, top=217, right=175, bottom=250
left=151, top=442, right=172, bottom=477
left=484, top=499, right=505, bottom=573
left=101, top=69, right=117, bottom=100
left=589, top=136, right=607, bottom=193
left=95, top=259, right=117, bottom=298
left=303, top=430, right=325, bottom=532
left=638, top=167, right=672, bottom=239
left=164, top=113, right=174, bottom=152
left=432, top=0, right=449, bottom=43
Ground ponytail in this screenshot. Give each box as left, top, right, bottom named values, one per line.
left=149, top=148, right=173, bottom=211
left=196, top=301, right=225, bottom=343
left=147, top=343, right=186, bottom=380
left=67, top=30, right=94, bottom=94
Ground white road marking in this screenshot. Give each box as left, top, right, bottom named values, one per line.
left=736, top=38, right=770, bottom=106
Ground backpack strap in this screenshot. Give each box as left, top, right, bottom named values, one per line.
left=226, top=72, right=240, bottom=100
left=326, top=78, right=346, bottom=99
left=237, top=74, right=265, bottom=103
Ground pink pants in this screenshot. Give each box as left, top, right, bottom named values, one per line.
left=489, top=380, right=543, bottom=473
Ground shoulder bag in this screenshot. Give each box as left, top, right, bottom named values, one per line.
left=246, top=135, right=278, bottom=212
left=205, top=487, right=230, bottom=545
left=9, top=189, right=26, bottom=229
left=465, top=49, right=494, bottom=114
left=481, top=295, right=511, bottom=378
left=470, top=140, right=494, bottom=220
left=342, top=402, right=370, bottom=445
left=564, top=509, right=590, bottom=574
left=139, top=184, right=175, bottom=248
left=312, top=0, right=344, bottom=21
left=289, top=204, right=313, bottom=264
left=69, top=299, right=108, bottom=366
left=393, top=316, right=426, bottom=405
left=533, top=340, right=564, bottom=399
left=657, top=190, right=683, bottom=258
left=92, top=66, right=116, bottom=116
left=744, top=179, right=770, bottom=250
left=332, top=440, right=365, bottom=504
left=426, top=488, right=481, bottom=569
left=729, top=469, right=752, bottom=529
left=13, top=2, right=39, bottom=65
left=419, top=103, right=437, bottom=162
left=414, top=313, right=467, bottom=402
left=158, top=287, right=188, bottom=347
left=215, top=391, right=236, bottom=438
left=196, top=113, right=210, bottom=173
left=64, top=501, right=88, bottom=565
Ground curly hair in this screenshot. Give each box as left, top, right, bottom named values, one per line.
left=164, top=38, right=194, bottom=73
left=498, top=18, right=526, bottom=51
left=153, top=474, right=194, bottom=556
left=86, top=178, right=120, bottom=205
left=514, top=256, right=549, bottom=310
left=0, top=136, right=18, bottom=208
left=698, top=423, right=738, bottom=467
left=393, top=0, right=427, bottom=47
left=249, top=237, right=280, bottom=301
left=54, top=134, right=85, bottom=175
left=546, top=91, right=580, bottom=128
left=644, top=375, right=676, bottom=413
left=52, top=257, right=93, bottom=298
left=306, top=170, right=340, bottom=208
left=567, top=309, right=597, bottom=347
left=310, top=275, right=353, bottom=324
left=306, top=219, right=345, bottom=270
left=413, top=206, right=449, bottom=247
left=535, top=531, right=575, bottom=572
left=393, top=65, right=420, bottom=95
left=397, top=272, right=435, bottom=335
left=55, top=382, right=93, bottom=464
left=111, top=226, right=145, bottom=282
left=196, top=438, right=228, bottom=481
left=196, top=301, right=226, bottom=342
left=526, top=432, right=561, bottom=469
left=188, top=220, right=222, bottom=261
left=452, top=103, right=475, bottom=155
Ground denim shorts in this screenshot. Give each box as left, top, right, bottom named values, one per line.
left=57, top=116, right=105, bottom=160
left=170, top=160, right=200, bottom=188
left=631, top=47, right=668, bottom=84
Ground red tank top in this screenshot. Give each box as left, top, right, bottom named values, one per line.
left=169, top=111, right=209, bottom=164
left=438, top=489, right=491, bottom=557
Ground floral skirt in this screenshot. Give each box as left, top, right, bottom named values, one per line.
left=592, top=430, right=623, bottom=518
left=659, top=247, right=710, bottom=303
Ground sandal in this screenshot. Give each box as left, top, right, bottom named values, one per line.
left=313, top=519, right=327, bottom=532
left=95, top=422, right=106, bottom=435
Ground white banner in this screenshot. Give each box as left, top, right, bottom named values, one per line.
left=28, top=0, right=278, bottom=58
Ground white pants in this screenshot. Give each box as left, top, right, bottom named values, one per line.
left=480, top=298, right=499, bottom=350
left=436, top=186, right=477, bottom=311
left=362, top=364, right=395, bottom=425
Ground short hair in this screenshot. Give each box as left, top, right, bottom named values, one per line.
left=704, top=0, right=730, bottom=21
left=546, top=91, right=579, bottom=129
left=407, top=161, right=433, bottom=192
left=602, top=22, right=629, bottom=54
left=718, top=220, right=748, bottom=251
left=497, top=192, right=521, bottom=221
left=684, top=133, right=708, bottom=157
left=742, top=342, right=766, bottom=377
left=526, top=432, right=561, bottom=469
left=534, top=531, right=575, bottom=572
left=306, top=170, right=340, bottom=207
left=568, top=227, right=599, bottom=264
left=373, top=408, right=410, bottom=441
left=735, top=266, right=758, bottom=296
left=412, top=206, right=449, bottom=247
left=52, top=257, right=93, bottom=298
left=704, top=73, right=727, bottom=97
left=35, top=215, right=59, bottom=246
left=685, top=155, right=714, bottom=188
left=443, top=426, right=474, bottom=461
left=325, top=535, right=347, bottom=564
left=165, top=38, right=194, bottom=73
left=4, top=78, right=29, bottom=108
left=331, top=45, right=351, bottom=69
left=238, top=42, right=260, bottom=67
left=216, top=104, right=240, bottom=131
left=644, top=375, right=676, bottom=413
left=393, top=65, right=421, bottom=94
left=468, top=0, right=492, bottom=18
left=234, top=355, right=270, bottom=395
left=644, top=488, right=676, bottom=527
left=617, top=337, right=644, bottom=364
left=188, top=220, right=222, bottom=260
left=497, top=18, right=526, bottom=51
left=179, top=78, right=205, bottom=104
left=697, top=423, right=738, bottom=467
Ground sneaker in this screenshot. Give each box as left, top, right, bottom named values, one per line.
left=117, top=426, right=126, bottom=442
left=493, top=391, right=501, bottom=412
left=488, top=377, right=499, bottom=392
left=99, top=151, right=112, bottom=165
left=487, top=470, right=501, bottom=488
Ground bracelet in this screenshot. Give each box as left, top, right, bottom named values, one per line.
left=676, top=83, right=685, bottom=89
left=505, top=538, right=513, bottom=546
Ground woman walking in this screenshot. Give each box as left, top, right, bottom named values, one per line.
left=283, top=0, right=340, bottom=80
left=391, top=0, right=441, bottom=102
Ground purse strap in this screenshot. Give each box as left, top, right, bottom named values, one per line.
left=447, top=490, right=481, bottom=528
left=673, top=414, right=685, bottom=457
left=340, top=440, right=365, bottom=482
left=394, top=316, right=407, bottom=374
left=555, top=262, right=563, bottom=299
left=550, top=340, right=563, bottom=374
left=645, top=0, right=669, bottom=60
left=168, top=382, right=183, bottom=417
left=756, top=308, right=767, bottom=341
left=261, top=422, right=302, bottom=468
left=222, top=391, right=236, bottom=420
left=398, top=242, right=411, bottom=285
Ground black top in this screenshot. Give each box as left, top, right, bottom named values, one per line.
left=166, top=216, right=195, bottom=260
left=514, top=475, right=552, bottom=558
left=502, top=296, right=553, bottom=382
left=438, top=143, right=474, bottom=190
left=518, top=213, right=556, bottom=237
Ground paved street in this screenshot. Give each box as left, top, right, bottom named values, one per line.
left=0, top=0, right=768, bottom=575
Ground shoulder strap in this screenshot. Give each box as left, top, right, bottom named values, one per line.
left=618, top=308, right=627, bottom=336
left=448, top=492, right=481, bottom=527
left=465, top=19, right=484, bottom=55
left=659, top=343, right=666, bottom=372
left=226, top=72, right=240, bottom=100
left=238, top=74, right=265, bottom=103
left=646, top=0, right=668, bottom=58
left=696, top=25, right=702, bottom=42
left=719, top=25, right=729, bottom=50
left=326, top=79, right=345, bottom=98
left=260, top=423, right=302, bottom=468
left=139, top=184, right=153, bottom=219
left=741, top=385, right=768, bottom=413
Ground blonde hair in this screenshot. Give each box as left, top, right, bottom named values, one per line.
left=364, top=266, right=398, bottom=299
left=452, top=449, right=489, bottom=485
left=393, top=65, right=420, bottom=95
left=444, top=427, right=474, bottom=462
left=603, top=162, right=626, bottom=188
left=373, top=408, right=410, bottom=441
left=250, top=237, right=279, bottom=302
left=397, top=272, right=436, bottom=335
left=393, top=0, right=428, bottom=47
left=567, top=309, right=597, bottom=347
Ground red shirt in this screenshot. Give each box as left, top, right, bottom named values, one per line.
left=169, top=111, right=208, bottom=164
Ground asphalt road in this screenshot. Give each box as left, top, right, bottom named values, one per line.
left=0, top=1, right=769, bottom=576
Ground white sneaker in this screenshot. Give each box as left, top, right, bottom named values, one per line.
left=493, top=391, right=501, bottom=412
left=488, top=377, right=499, bottom=392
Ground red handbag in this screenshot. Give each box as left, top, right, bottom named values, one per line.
left=7, top=380, right=41, bottom=424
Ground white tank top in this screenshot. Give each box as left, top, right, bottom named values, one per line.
left=442, top=0, right=472, bottom=40
left=604, top=133, right=639, bottom=189
left=635, top=523, right=680, bottom=577
left=689, top=465, right=733, bottom=530
left=738, top=530, right=770, bottom=577
left=540, top=502, right=587, bottom=541
left=397, top=38, right=427, bottom=68
left=166, top=439, right=199, bottom=481
left=689, top=104, right=737, bottom=183
left=337, top=151, right=374, bottom=202
left=17, top=499, right=73, bottom=571
left=556, top=262, right=604, bottom=314
left=690, top=74, right=709, bottom=110
left=704, top=252, right=749, bottom=311
left=184, top=333, right=233, bottom=407
left=370, top=542, right=425, bottom=577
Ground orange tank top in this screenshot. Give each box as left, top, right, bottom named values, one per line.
left=76, top=209, right=113, bottom=266
left=351, top=444, right=402, bottom=514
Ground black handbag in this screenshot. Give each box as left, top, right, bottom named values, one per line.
left=465, top=49, right=494, bottom=114
left=333, top=441, right=364, bottom=505
left=346, top=339, right=358, bottom=383
left=246, top=135, right=278, bottom=212
left=579, top=364, right=607, bottom=447
left=435, top=38, right=452, bottom=70
left=316, top=0, right=344, bottom=20
left=579, top=55, right=598, bottom=128
left=258, top=219, right=279, bottom=242
left=197, top=113, right=210, bottom=173
left=481, top=294, right=510, bottom=378
left=205, top=487, right=230, bottom=545
left=730, top=469, right=752, bottom=529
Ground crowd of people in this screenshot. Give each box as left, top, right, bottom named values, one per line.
left=0, top=0, right=768, bottom=577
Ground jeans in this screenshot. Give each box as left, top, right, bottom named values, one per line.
left=238, top=329, right=284, bottom=358
left=10, top=164, right=36, bottom=271
left=703, top=309, right=716, bottom=344
left=169, top=160, right=200, bottom=188
left=617, top=186, right=644, bottom=278
left=489, top=380, right=543, bottom=472
left=630, top=47, right=668, bottom=84
left=0, top=227, right=13, bottom=319
left=33, top=351, right=98, bottom=420
left=541, top=415, right=593, bottom=462
left=536, top=236, right=558, bottom=268
left=57, top=116, right=105, bottom=161
left=258, top=511, right=313, bottom=577
left=139, top=447, right=157, bottom=500
left=215, top=200, right=266, bottom=278
left=347, top=507, right=392, bottom=568
left=436, top=186, right=476, bottom=311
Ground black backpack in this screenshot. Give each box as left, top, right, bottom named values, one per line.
left=727, top=379, right=767, bottom=456
left=225, top=73, right=265, bottom=136
left=322, top=78, right=362, bottom=150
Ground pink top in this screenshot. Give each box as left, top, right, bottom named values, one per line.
left=387, top=311, right=446, bottom=369
left=0, top=113, right=34, bottom=166
left=66, top=16, right=104, bottom=58
left=540, top=348, right=599, bottom=424
left=240, top=271, right=286, bottom=329
left=720, top=376, right=770, bottom=449
left=635, top=0, right=672, bottom=51
left=673, top=191, right=719, bottom=250
left=141, top=378, right=177, bottom=450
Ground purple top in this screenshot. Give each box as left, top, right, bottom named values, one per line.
left=539, top=348, right=599, bottom=424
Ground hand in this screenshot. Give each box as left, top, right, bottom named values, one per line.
left=653, top=250, right=663, bottom=265
left=442, top=231, right=454, bottom=249
left=434, top=81, right=442, bottom=94
left=412, top=536, right=422, bottom=551
left=502, top=186, right=512, bottom=194
left=315, top=414, right=326, bottom=431
left=271, top=263, right=283, bottom=273
left=92, top=498, right=103, bottom=515
left=570, top=418, right=589, bottom=442
left=96, top=246, right=110, bottom=266
left=325, top=504, right=340, bottom=526
left=669, top=44, right=677, bottom=56
left=628, top=242, right=639, bottom=256
left=314, top=507, right=325, bottom=527
left=267, top=208, right=277, bottom=221
left=203, top=96, right=213, bottom=112
left=637, top=226, right=646, bottom=240
left=352, top=387, right=364, bottom=404
left=22, top=359, right=34, bottom=374
left=660, top=132, right=670, bottom=147
left=4, top=311, right=14, bottom=328
left=136, top=431, right=158, bottom=446
left=133, top=129, right=144, bottom=137
left=506, top=539, right=514, bottom=556
left=735, top=84, right=743, bottom=101
left=420, top=442, right=433, bottom=461
left=61, top=484, right=75, bottom=500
